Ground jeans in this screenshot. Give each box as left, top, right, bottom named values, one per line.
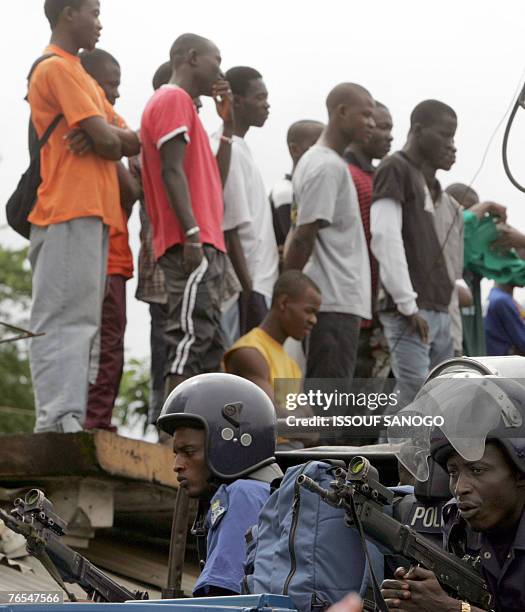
left=221, top=298, right=240, bottom=350
left=379, top=309, right=454, bottom=410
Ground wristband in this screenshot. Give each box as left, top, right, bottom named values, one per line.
left=186, top=226, right=200, bottom=237
left=220, top=135, right=233, bottom=145
left=460, top=603, right=471, bottom=612
left=185, top=242, right=202, bottom=248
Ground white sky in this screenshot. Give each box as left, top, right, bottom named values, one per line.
left=2, top=0, right=525, bottom=360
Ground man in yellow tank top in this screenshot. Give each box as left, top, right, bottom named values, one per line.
left=225, top=271, right=321, bottom=448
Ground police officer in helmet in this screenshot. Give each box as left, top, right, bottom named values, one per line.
left=157, top=373, right=283, bottom=597
left=381, top=375, right=525, bottom=612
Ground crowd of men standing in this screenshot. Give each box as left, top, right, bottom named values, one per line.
left=21, top=0, right=525, bottom=435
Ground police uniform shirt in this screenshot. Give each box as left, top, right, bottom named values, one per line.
left=442, top=498, right=482, bottom=557
left=193, top=479, right=270, bottom=596
left=443, top=501, right=525, bottom=612
left=478, top=508, right=525, bottom=612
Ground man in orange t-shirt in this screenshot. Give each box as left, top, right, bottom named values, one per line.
left=27, top=0, right=140, bottom=433
left=80, top=48, right=140, bottom=432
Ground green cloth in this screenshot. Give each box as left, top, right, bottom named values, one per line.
left=463, top=210, right=525, bottom=285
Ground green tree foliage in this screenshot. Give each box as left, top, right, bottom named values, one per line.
left=0, top=246, right=31, bottom=315
left=0, top=244, right=35, bottom=433
left=0, top=243, right=151, bottom=436
left=113, top=357, right=150, bottom=433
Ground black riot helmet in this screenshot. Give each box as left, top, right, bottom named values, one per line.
left=157, top=373, right=277, bottom=480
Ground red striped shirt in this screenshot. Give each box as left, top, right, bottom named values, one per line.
left=348, top=163, right=378, bottom=325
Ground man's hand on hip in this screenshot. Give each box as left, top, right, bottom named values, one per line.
left=405, top=313, right=429, bottom=344
left=183, top=242, right=204, bottom=275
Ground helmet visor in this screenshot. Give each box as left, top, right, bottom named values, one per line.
left=388, top=377, right=521, bottom=481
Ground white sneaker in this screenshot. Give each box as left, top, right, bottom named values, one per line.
left=57, top=414, right=84, bottom=433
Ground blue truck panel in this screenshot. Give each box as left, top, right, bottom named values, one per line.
left=0, top=594, right=297, bottom=612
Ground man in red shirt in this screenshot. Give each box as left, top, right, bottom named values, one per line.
left=140, top=33, right=233, bottom=396
left=80, top=48, right=141, bottom=431
left=345, top=102, right=393, bottom=378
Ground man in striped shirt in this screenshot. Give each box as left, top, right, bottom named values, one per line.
left=345, top=102, right=393, bottom=377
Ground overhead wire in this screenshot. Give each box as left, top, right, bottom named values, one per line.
left=502, top=73, right=525, bottom=193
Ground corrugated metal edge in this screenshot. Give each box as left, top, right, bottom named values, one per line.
left=0, top=557, right=163, bottom=600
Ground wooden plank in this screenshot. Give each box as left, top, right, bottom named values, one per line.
left=94, top=431, right=177, bottom=487
left=0, top=433, right=99, bottom=480
left=79, top=534, right=199, bottom=593
left=0, top=432, right=178, bottom=488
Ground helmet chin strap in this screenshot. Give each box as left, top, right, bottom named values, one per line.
left=207, top=476, right=225, bottom=490
left=191, top=477, right=227, bottom=566
left=191, top=499, right=210, bottom=570
left=206, top=462, right=283, bottom=487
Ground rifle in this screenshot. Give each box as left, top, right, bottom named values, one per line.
left=0, top=489, right=149, bottom=602
left=297, top=456, right=492, bottom=611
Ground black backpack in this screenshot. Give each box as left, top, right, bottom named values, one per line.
left=6, top=54, right=62, bottom=239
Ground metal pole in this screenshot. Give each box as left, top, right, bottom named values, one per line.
left=162, top=486, right=190, bottom=599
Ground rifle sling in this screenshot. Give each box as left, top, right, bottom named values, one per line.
left=348, top=496, right=389, bottom=612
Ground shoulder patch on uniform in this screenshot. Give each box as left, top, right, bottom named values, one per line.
left=210, top=498, right=227, bottom=527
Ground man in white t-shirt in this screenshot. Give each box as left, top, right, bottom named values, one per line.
left=284, top=83, right=374, bottom=384
left=221, top=66, right=279, bottom=336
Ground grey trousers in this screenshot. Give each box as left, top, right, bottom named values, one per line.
left=29, top=218, right=108, bottom=433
